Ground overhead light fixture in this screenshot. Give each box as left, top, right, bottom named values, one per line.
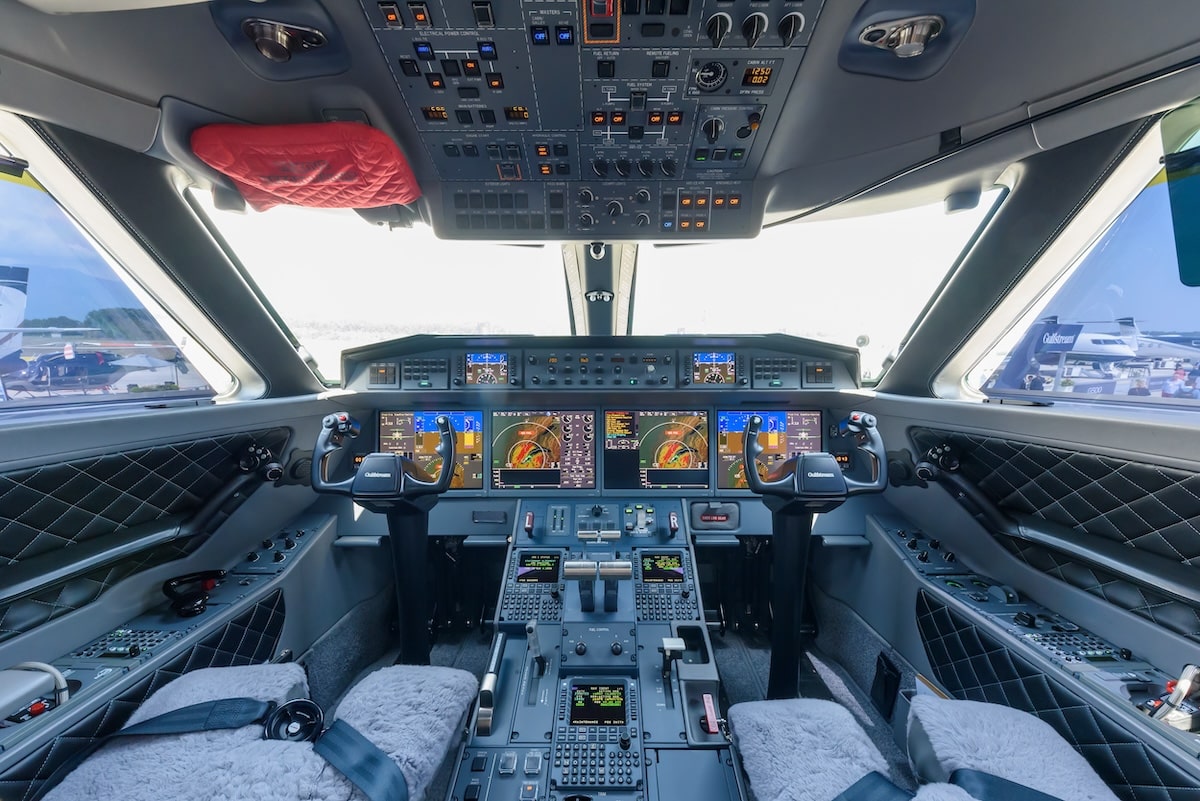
left=241, top=18, right=328, bottom=63
left=859, top=15, right=944, bottom=58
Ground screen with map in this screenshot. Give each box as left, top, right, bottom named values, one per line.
left=604, top=410, right=709, bottom=490
left=377, top=411, right=485, bottom=489
left=491, top=411, right=596, bottom=490
left=715, top=410, right=822, bottom=489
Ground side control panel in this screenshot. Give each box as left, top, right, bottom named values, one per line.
left=234, top=522, right=318, bottom=574
left=880, top=523, right=959, bottom=574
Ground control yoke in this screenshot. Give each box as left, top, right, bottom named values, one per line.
left=311, top=411, right=456, bottom=508
left=743, top=411, right=886, bottom=510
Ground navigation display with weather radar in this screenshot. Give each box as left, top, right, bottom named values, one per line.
left=604, top=411, right=709, bottom=490
left=491, top=411, right=596, bottom=489
left=377, top=411, right=484, bottom=489
left=716, top=410, right=822, bottom=489
left=466, top=352, right=508, bottom=385
left=693, top=351, right=736, bottom=384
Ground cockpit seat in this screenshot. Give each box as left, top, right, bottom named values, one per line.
left=729, top=698, right=971, bottom=801
left=906, top=695, right=1120, bottom=801
left=43, top=662, right=478, bottom=801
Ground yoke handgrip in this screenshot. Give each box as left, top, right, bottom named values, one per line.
left=402, top=414, right=455, bottom=495
left=744, top=415, right=799, bottom=496
left=312, top=412, right=361, bottom=494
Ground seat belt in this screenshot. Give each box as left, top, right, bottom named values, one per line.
left=950, top=769, right=1065, bottom=801
left=33, top=697, right=408, bottom=801
left=830, top=772, right=915, bottom=801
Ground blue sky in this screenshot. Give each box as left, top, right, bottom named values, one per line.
left=0, top=180, right=139, bottom=320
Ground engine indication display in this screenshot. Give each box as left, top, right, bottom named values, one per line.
left=377, top=411, right=485, bottom=489
left=569, top=682, right=627, bottom=726
left=466, top=352, right=509, bottom=385
left=604, top=410, right=709, bottom=490
left=715, top=410, right=822, bottom=489
left=491, top=411, right=596, bottom=490
left=693, top=352, right=736, bottom=385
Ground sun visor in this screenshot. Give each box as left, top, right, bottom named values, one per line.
left=191, top=122, right=421, bottom=211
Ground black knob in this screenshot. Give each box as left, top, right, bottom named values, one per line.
left=705, top=13, right=732, bottom=48
left=742, top=13, right=767, bottom=47
left=635, top=213, right=651, bottom=227
left=917, top=551, right=929, bottom=563
left=284, top=538, right=296, bottom=550
left=247, top=552, right=260, bottom=562
left=638, top=159, right=655, bottom=177
left=128, top=644, right=142, bottom=657
left=591, top=159, right=609, bottom=177
left=580, top=212, right=595, bottom=227
left=531, top=376, right=540, bottom=384
left=615, top=159, right=631, bottom=177
left=619, top=735, right=631, bottom=750
left=681, top=589, right=690, bottom=598
left=906, top=539, right=920, bottom=550
left=1013, top=610, right=1037, bottom=628
left=607, top=200, right=623, bottom=217
left=551, top=585, right=561, bottom=599
left=262, top=539, right=274, bottom=549
left=702, top=118, right=724, bottom=144
left=592, top=504, right=604, bottom=516
left=943, top=552, right=956, bottom=563
left=611, top=642, right=623, bottom=655
left=635, top=189, right=651, bottom=203
left=778, top=12, right=804, bottom=47
left=273, top=551, right=286, bottom=562
left=929, top=539, right=941, bottom=549
left=613, top=365, right=622, bottom=374
left=579, top=188, right=595, bottom=204
left=575, top=642, right=588, bottom=655
left=660, top=159, right=677, bottom=177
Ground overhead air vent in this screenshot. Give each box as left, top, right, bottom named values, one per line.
left=858, top=15, right=944, bottom=59
left=242, top=19, right=328, bottom=63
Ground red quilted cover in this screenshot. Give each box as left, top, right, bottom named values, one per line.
left=191, top=122, right=421, bottom=211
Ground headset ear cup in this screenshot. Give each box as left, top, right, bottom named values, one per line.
left=170, top=591, right=209, bottom=617
left=263, top=699, right=324, bottom=741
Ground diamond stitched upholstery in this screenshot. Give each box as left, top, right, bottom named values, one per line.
left=916, top=590, right=1200, bottom=801
left=0, top=590, right=285, bottom=801
left=0, top=429, right=290, bottom=568
left=909, top=429, right=1200, bottom=640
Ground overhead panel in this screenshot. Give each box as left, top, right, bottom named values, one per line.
left=359, top=0, right=826, bottom=240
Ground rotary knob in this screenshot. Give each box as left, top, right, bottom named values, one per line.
left=579, top=212, right=595, bottom=228
left=660, top=158, right=677, bottom=177
left=635, top=189, right=651, bottom=203
left=575, top=642, right=588, bottom=655
left=742, top=12, right=768, bottom=47
left=611, top=642, right=623, bottom=656
left=638, top=158, right=656, bottom=177
left=607, top=200, right=623, bottom=217
left=635, top=212, right=651, bottom=227
left=591, top=158, right=609, bottom=177
left=702, top=118, right=724, bottom=144
left=705, top=12, right=732, bottom=48
left=615, top=159, right=632, bottom=177
left=579, top=188, right=595, bottom=204
left=778, top=12, right=805, bottom=46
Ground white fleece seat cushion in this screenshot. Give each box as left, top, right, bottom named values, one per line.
left=729, top=699, right=889, bottom=801
left=907, top=695, right=1119, bottom=801
left=45, top=663, right=477, bottom=801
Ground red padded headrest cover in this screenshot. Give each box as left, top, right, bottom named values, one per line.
left=191, top=122, right=421, bottom=211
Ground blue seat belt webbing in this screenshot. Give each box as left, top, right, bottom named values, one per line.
left=830, top=772, right=915, bottom=801
left=315, top=719, right=410, bottom=801
left=950, top=769, right=1066, bottom=801
left=34, top=697, right=271, bottom=801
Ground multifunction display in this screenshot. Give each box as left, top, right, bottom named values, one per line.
left=491, top=411, right=596, bottom=490
left=693, top=352, right=736, bottom=384
left=604, top=411, right=709, bottom=490
left=516, top=552, right=561, bottom=583
left=465, top=352, right=509, bottom=385
left=640, top=552, right=685, bottom=584
left=377, top=411, right=485, bottom=489
left=715, top=410, right=822, bottom=490
left=569, top=682, right=627, bottom=726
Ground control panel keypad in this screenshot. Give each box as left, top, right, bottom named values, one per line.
left=635, top=590, right=698, bottom=621
left=553, top=733, right=641, bottom=787
left=500, top=592, right=563, bottom=622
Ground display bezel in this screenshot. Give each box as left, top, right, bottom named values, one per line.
left=515, top=551, right=562, bottom=583
left=602, top=409, right=712, bottom=491
left=638, top=551, right=687, bottom=584
left=489, top=410, right=598, bottom=491
left=567, top=681, right=628, bottom=726
left=376, top=410, right=486, bottom=491
left=713, top=409, right=824, bottom=492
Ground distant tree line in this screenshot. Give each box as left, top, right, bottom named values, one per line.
left=23, top=308, right=167, bottom=340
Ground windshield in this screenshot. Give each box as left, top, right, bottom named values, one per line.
left=193, top=190, right=997, bottom=384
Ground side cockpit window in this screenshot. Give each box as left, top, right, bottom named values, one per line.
left=0, top=148, right=220, bottom=410
left=971, top=111, right=1200, bottom=406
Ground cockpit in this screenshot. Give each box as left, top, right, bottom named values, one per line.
left=1, top=1, right=1200, bottom=801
